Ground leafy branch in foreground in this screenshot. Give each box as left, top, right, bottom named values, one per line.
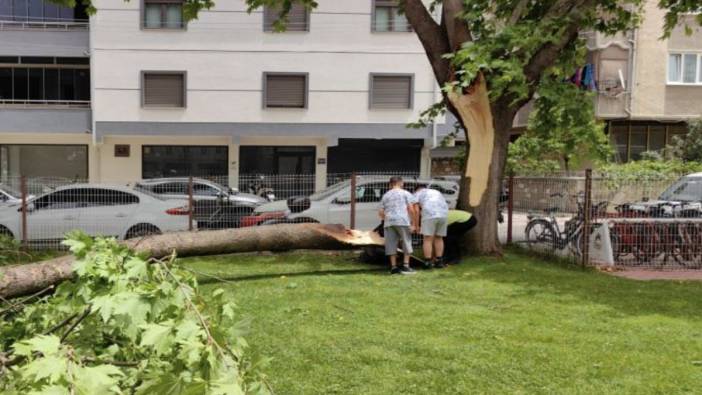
left=0, top=232, right=270, bottom=394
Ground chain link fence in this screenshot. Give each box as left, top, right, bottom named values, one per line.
left=0, top=171, right=430, bottom=250
left=509, top=170, right=702, bottom=269
left=4, top=169, right=702, bottom=271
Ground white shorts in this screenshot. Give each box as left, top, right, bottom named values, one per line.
left=421, top=217, right=448, bottom=237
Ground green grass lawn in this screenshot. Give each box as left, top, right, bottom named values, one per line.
left=181, top=251, right=702, bottom=394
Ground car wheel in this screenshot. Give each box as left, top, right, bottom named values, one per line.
left=125, top=223, right=162, bottom=239
left=0, top=225, right=14, bottom=239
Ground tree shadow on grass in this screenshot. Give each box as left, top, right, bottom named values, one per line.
left=469, top=251, right=702, bottom=321
left=197, top=267, right=386, bottom=285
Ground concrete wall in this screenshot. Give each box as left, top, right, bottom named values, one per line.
left=631, top=2, right=702, bottom=120
left=90, top=0, right=440, bottom=127
left=0, top=28, right=89, bottom=57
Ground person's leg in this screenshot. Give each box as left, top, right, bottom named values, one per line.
left=433, top=218, right=448, bottom=267
left=422, top=235, right=434, bottom=263
left=398, top=227, right=415, bottom=274
left=384, top=227, right=401, bottom=274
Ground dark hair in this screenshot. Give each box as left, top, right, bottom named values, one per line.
left=415, top=184, right=426, bottom=191
left=389, top=176, right=403, bottom=186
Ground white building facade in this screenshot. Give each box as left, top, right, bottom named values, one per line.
left=1, top=0, right=443, bottom=192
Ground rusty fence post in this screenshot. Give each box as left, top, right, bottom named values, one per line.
left=20, top=176, right=28, bottom=248
left=582, top=169, right=593, bottom=267
left=507, top=173, right=514, bottom=244
left=350, top=171, right=357, bottom=230
left=188, top=176, right=194, bottom=232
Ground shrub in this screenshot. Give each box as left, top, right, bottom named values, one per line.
left=0, top=232, right=270, bottom=394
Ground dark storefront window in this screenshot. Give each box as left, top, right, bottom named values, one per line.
left=239, top=146, right=315, bottom=174
left=328, top=139, right=422, bottom=174
left=142, top=145, right=228, bottom=180
left=0, top=144, right=88, bottom=183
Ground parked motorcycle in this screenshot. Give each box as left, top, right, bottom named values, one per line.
left=246, top=175, right=276, bottom=202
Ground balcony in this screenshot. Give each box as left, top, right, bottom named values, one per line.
left=0, top=0, right=89, bottom=56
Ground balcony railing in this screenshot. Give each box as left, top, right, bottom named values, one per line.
left=0, top=99, right=90, bottom=108
left=0, top=19, right=89, bottom=31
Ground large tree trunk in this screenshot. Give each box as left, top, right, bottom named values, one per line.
left=449, top=75, right=512, bottom=255
left=0, top=224, right=383, bottom=299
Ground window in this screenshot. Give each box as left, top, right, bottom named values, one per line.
left=143, top=0, right=183, bottom=29
left=141, top=146, right=228, bottom=179
left=608, top=122, right=689, bottom=162
left=0, top=0, right=84, bottom=23
left=263, top=3, right=309, bottom=32
left=668, top=53, right=702, bottom=85
left=142, top=72, right=186, bottom=108
left=151, top=183, right=186, bottom=195
left=263, top=73, right=308, bottom=109
left=355, top=183, right=386, bottom=203
left=372, top=0, right=410, bottom=32
left=0, top=145, right=88, bottom=182
left=0, top=63, right=90, bottom=105
left=193, top=183, right=221, bottom=196
left=370, top=74, right=413, bottom=109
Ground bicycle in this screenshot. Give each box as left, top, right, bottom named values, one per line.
left=525, top=192, right=608, bottom=257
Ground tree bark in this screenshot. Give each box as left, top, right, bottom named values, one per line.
left=449, top=75, right=512, bottom=255
left=0, top=224, right=383, bottom=299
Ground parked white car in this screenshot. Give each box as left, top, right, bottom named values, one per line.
left=0, top=184, right=190, bottom=243
left=135, top=177, right=267, bottom=205
left=250, top=177, right=459, bottom=230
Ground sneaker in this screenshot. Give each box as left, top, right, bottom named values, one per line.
left=422, top=260, right=433, bottom=270
left=433, top=258, right=447, bottom=269
left=399, top=265, right=417, bottom=275
left=390, top=267, right=402, bottom=275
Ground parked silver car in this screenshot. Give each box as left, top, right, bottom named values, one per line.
left=135, top=177, right=266, bottom=205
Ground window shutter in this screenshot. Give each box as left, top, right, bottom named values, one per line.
left=265, top=74, right=306, bottom=108
left=371, top=75, right=412, bottom=109
left=264, top=3, right=308, bottom=32
left=143, top=73, right=184, bottom=107
left=375, top=0, right=399, bottom=6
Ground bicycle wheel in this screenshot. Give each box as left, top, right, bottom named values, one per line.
left=632, top=223, right=658, bottom=265
left=525, top=219, right=558, bottom=250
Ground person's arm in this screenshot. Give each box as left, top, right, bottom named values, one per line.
left=411, top=203, right=420, bottom=232
left=379, top=208, right=385, bottom=220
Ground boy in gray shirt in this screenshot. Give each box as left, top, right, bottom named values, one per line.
left=379, top=176, right=417, bottom=275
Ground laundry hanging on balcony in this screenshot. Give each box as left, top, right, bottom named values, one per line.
left=570, top=63, right=598, bottom=92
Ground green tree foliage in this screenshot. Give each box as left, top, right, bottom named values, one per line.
left=672, top=118, right=702, bottom=162
left=507, top=81, right=613, bottom=174
left=0, top=233, right=270, bottom=394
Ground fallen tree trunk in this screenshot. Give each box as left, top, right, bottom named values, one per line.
left=0, top=224, right=383, bottom=299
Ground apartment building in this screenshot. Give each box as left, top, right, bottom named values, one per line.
left=589, top=2, right=701, bottom=162
left=1, top=0, right=441, bottom=191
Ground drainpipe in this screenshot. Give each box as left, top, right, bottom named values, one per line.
left=624, top=28, right=637, bottom=117
left=432, top=81, right=439, bottom=148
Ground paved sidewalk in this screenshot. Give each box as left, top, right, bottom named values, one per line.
left=608, top=270, right=702, bottom=281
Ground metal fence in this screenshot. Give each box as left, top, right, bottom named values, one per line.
left=0, top=171, right=425, bottom=250
left=508, top=170, right=702, bottom=270
left=3, top=170, right=702, bottom=271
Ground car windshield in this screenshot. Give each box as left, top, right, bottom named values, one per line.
left=0, top=184, right=21, bottom=199
left=659, top=177, right=702, bottom=202
left=309, top=180, right=351, bottom=201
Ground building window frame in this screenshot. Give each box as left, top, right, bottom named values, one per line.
left=371, top=0, right=411, bottom=33
left=141, top=70, right=187, bottom=109
left=667, top=52, right=702, bottom=85
left=369, top=73, right=414, bottom=110
left=0, top=60, right=91, bottom=106
left=262, top=3, right=310, bottom=32
left=141, top=0, right=185, bottom=30
left=262, top=72, right=309, bottom=109
left=0, top=144, right=89, bottom=182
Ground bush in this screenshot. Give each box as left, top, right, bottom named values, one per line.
left=599, top=159, right=702, bottom=180
left=0, top=232, right=270, bottom=394
left=0, top=235, right=24, bottom=266
left=672, top=119, right=702, bottom=162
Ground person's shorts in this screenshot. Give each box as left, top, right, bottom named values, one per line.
left=384, top=226, right=413, bottom=256
left=421, top=217, right=448, bottom=237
